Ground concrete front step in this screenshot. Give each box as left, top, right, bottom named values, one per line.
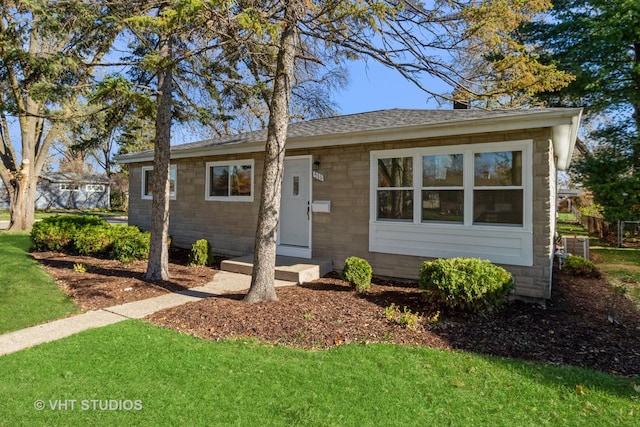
left=221, top=255, right=333, bottom=284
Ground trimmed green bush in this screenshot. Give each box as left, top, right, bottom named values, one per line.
left=562, top=255, right=600, bottom=277
left=419, top=258, right=513, bottom=314
left=188, top=239, right=213, bottom=266
left=74, top=225, right=115, bottom=257
left=31, top=215, right=149, bottom=263
left=341, top=256, right=372, bottom=293
left=31, top=215, right=107, bottom=252
left=110, top=226, right=150, bottom=263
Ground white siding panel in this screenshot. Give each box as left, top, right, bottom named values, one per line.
left=369, top=223, right=533, bottom=266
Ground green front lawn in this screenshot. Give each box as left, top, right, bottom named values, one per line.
left=0, top=209, right=127, bottom=221
left=1, top=320, right=637, bottom=426
left=0, top=233, right=79, bottom=334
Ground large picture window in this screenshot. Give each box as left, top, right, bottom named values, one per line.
left=141, top=165, right=177, bottom=200
left=205, top=160, right=254, bottom=202
left=371, top=141, right=530, bottom=228
left=369, top=141, right=534, bottom=267
left=369, top=140, right=545, bottom=266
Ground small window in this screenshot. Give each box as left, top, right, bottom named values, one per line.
left=376, top=157, right=413, bottom=221
left=292, top=176, right=299, bottom=196
left=142, top=165, right=177, bottom=200
left=59, top=183, right=80, bottom=192
left=85, top=184, right=105, bottom=192
left=473, top=151, right=523, bottom=226
left=206, top=160, right=254, bottom=202
left=421, top=154, right=464, bottom=223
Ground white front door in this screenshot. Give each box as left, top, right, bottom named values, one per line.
left=278, top=157, right=311, bottom=258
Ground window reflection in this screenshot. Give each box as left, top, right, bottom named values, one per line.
left=377, top=190, right=413, bottom=220
left=474, top=151, right=522, bottom=186
left=422, top=154, right=463, bottom=187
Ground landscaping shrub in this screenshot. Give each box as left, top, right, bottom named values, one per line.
left=188, top=239, right=213, bottom=266
left=384, top=303, right=421, bottom=330
left=74, top=225, right=115, bottom=257
left=110, top=226, right=150, bottom=263
left=562, top=255, right=600, bottom=277
left=31, top=215, right=150, bottom=263
left=419, top=258, right=513, bottom=314
left=341, top=256, right=372, bottom=292
left=31, top=215, right=107, bottom=252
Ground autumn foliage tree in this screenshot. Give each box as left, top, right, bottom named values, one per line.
left=242, top=0, right=573, bottom=302
left=518, top=0, right=640, bottom=221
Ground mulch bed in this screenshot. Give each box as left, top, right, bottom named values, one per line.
left=33, top=250, right=640, bottom=377
left=31, top=249, right=216, bottom=311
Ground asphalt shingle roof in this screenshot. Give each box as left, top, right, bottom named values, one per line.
left=171, top=108, right=546, bottom=152
left=42, top=172, right=110, bottom=184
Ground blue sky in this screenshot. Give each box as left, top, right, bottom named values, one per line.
left=336, top=60, right=449, bottom=115
left=171, top=60, right=452, bottom=145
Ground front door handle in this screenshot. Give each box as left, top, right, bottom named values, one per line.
left=307, top=201, right=310, bottom=220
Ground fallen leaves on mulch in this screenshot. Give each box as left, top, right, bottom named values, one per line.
left=147, top=271, right=640, bottom=377
left=31, top=250, right=216, bottom=311
left=33, top=248, right=640, bottom=377
left=148, top=278, right=450, bottom=349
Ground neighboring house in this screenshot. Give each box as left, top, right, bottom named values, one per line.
left=0, top=172, right=110, bottom=210
left=557, top=188, right=583, bottom=213
left=117, top=108, right=582, bottom=301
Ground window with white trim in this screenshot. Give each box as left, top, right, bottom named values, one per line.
left=372, top=141, right=531, bottom=228
left=369, top=140, right=534, bottom=267
left=422, top=153, right=464, bottom=223
left=141, top=165, right=177, bottom=200
left=59, top=183, right=80, bottom=192
left=85, top=184, right=105, bottom=192
left=376, top=157, right=413, bottom=220
left=473, top=151, right=523, bottom=226
left=205, top=160, right=254, bottom=202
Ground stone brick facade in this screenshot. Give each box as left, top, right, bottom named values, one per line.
left=128, top=128, right=557, bottom=300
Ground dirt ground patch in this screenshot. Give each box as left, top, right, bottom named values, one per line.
left=34, top=250, right=640, bottom=377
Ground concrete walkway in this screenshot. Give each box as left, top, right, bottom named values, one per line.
left=0, top=271, right=296, bottom=357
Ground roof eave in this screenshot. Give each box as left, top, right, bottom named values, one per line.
left=115, top=108, right=583, bottom=164
left=550, top=109, right=582, bottom=171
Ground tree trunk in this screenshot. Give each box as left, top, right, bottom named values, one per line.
left=144, top=36, right=173, bottom=282
left=7, top=160, right=36, bottom=231
left=245, top=0, right=303, bottom=303
left=631, top=42, right=640, bottom=169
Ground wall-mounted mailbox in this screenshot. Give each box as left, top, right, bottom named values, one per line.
left=311, top=200, right=331, bottom=213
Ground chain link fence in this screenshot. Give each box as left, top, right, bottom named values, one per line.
left=617, top=221, right=640, bottom=248
left=572, top=207, right=640, bottom=248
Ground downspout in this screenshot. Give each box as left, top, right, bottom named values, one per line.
left=549, top=150, right=559, bottom=299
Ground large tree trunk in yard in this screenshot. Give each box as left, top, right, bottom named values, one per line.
left=144, top=37, right=173, bottom=282
left=245, top=0, right=303, bottom=303
left=7, top=160, right=36, bottom=231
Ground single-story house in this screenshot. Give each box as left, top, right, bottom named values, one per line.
left=117, top=108, right=582, bottom=301
left=0, top=172, right=111, bottom=210
left=557, top=188, right=583, bottom=213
